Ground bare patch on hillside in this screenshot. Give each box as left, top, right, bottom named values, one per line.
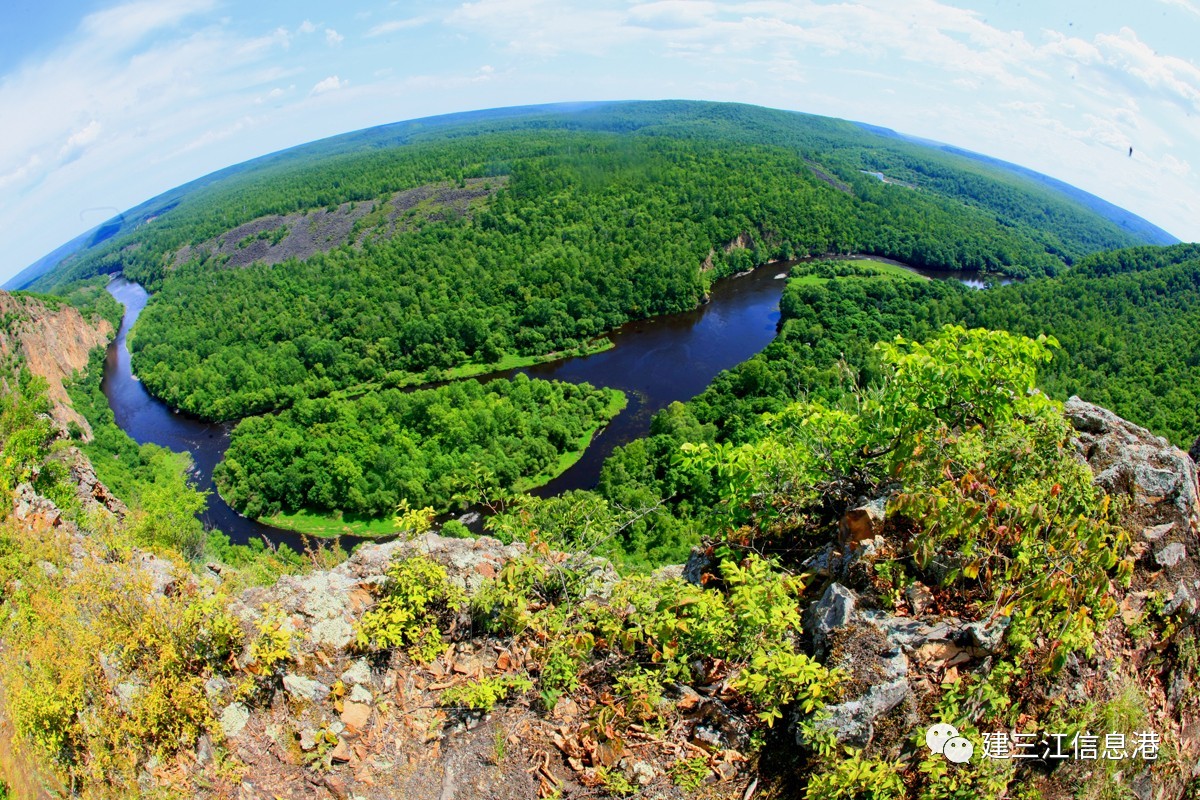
left=368, top=176, right=510, bottom=243
left=172, top=176, right=509, bottom=271
left=805, top=160, right=852, bottom=193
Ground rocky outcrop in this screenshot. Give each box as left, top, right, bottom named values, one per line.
left=235, top=532, right=618, bottom=655
left=701, top=232, right=759, bottom=272
left=1066, top=396, right=1200, bottom=616
left=0, top=292, right=112, bottom=439
left=64, top=445, right=127, bottom=519
left=235, top=533, right=526, bottom=652
left=723, top=231, right=756, bottom=254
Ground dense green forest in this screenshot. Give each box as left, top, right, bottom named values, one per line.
left=23, top=102, right=1154, bottom=423
left=214, top=374, right=624, bottom=520
left=126, top=129, right=1090, bottom=421
left=27, top=101, right=1149, bottom=295
left=587, top=245, right=1200, bottom=566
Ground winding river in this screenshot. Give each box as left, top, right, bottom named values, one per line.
left=103, top=259, right=994, bottom=550
left=103, top=266, right=791, bottom=549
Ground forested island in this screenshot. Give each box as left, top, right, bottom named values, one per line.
left=215, top=374, right=624, bottom=526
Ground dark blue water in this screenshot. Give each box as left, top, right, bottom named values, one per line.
left=103, top=260, right=992, bottom=549
left=103, top=266, right=789, bottom=548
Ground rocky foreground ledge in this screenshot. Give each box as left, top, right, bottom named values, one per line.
left=3, top=397, right=1199, bottom=800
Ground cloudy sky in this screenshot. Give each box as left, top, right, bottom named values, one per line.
left=1, top=0, right=1198, bottom=282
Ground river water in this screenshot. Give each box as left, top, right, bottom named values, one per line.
left=102, top=266, right=791, bottom=549
left=103, top=260, right=995, bottom=549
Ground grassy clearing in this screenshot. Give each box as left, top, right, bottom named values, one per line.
left=326, top=338, right=617, bottom=404
left=788, top=257, right=928, bottom=286
left=437, top=338, right=617, bottom=381
left=257, top=508, right=403, bottom=539
left=844, top=257, right=929, bottom=280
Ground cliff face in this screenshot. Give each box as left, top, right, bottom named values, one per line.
left=0, top=291, right=112, bottom=439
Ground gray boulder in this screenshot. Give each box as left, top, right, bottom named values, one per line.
left=682, top=547, right=715, bottom=586
left=1066, top=397, right=1200, bottom=616
left=282, top=674, right=330, bottom=703
left=805, top=583, right=856, bottom=653
left=806, top=615, right=914, bottom=749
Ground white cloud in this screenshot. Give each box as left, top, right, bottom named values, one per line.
left=173, top=115, right=262, bottom=156
left=59, top=120, right=103, bottom=163
left=1160, top=153, right=1192, bottom=176
left=326, top=28, right=345, bottom=45
left=298, top=19, right=318, bottom=35
left=1041, top=31, right=1102, bottom=64
left=365, top=17, right=428, bottom=37
left=80, top=0, right=216, bottom=48
left=448, top=0, right=631, bottom=55
left=1093, top=27, right=1200, bottom=113
left=1157, top=0, right=1200, bottom=16
left=625, top=1, right=719, bottom=31
left=0, top=154, right=43, bottom=191
left=403, top=65, right=501, bottom=90
left=311, top=75, right=347, bottom=95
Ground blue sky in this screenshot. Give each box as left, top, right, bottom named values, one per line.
left=1, top=0, right=1198, bottom=282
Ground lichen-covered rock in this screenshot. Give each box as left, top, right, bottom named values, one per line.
left=805, top=582, right=856, bottom=653
left=1066, top=396, right=1200, bottom=616
left=220, top=703, right=250, bottom=739
left=12, top=483, right=61, bottom=527
left=808, top=614, right=914, bottom=749
left=340, top=659, right=372, bottom=687
left=282, top=674, right=330, bottom=703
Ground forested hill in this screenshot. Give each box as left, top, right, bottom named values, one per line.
left=14, top=101, right=1167, bottom=423
left=854, top=122, right=1180, bottom=247
left=21, top=100, right=1158, bottom=294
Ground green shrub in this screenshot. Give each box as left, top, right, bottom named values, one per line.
left=439, top=674, right=532, bottom=712
left=805, top=753, right=906, bottom=800
left=439, top=519, right=472, bottom=539
left=355, top=555, right=465, bottom=662
left=669, top=755, right=711, bottom=791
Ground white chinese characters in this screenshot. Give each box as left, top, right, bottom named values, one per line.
left=979, top=731, right=1159, bottom=761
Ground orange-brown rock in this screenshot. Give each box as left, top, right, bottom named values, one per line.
left=0, top=291, right=112, bottom=439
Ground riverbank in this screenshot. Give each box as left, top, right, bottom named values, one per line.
left=97, top=264, right=789, bottom=548
left=324, top=337, right=617, bottom=404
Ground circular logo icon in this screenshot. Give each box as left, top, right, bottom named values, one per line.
left=925, top=723, right=960, bottom=755
left=943, top=736, right=975, bottom=764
